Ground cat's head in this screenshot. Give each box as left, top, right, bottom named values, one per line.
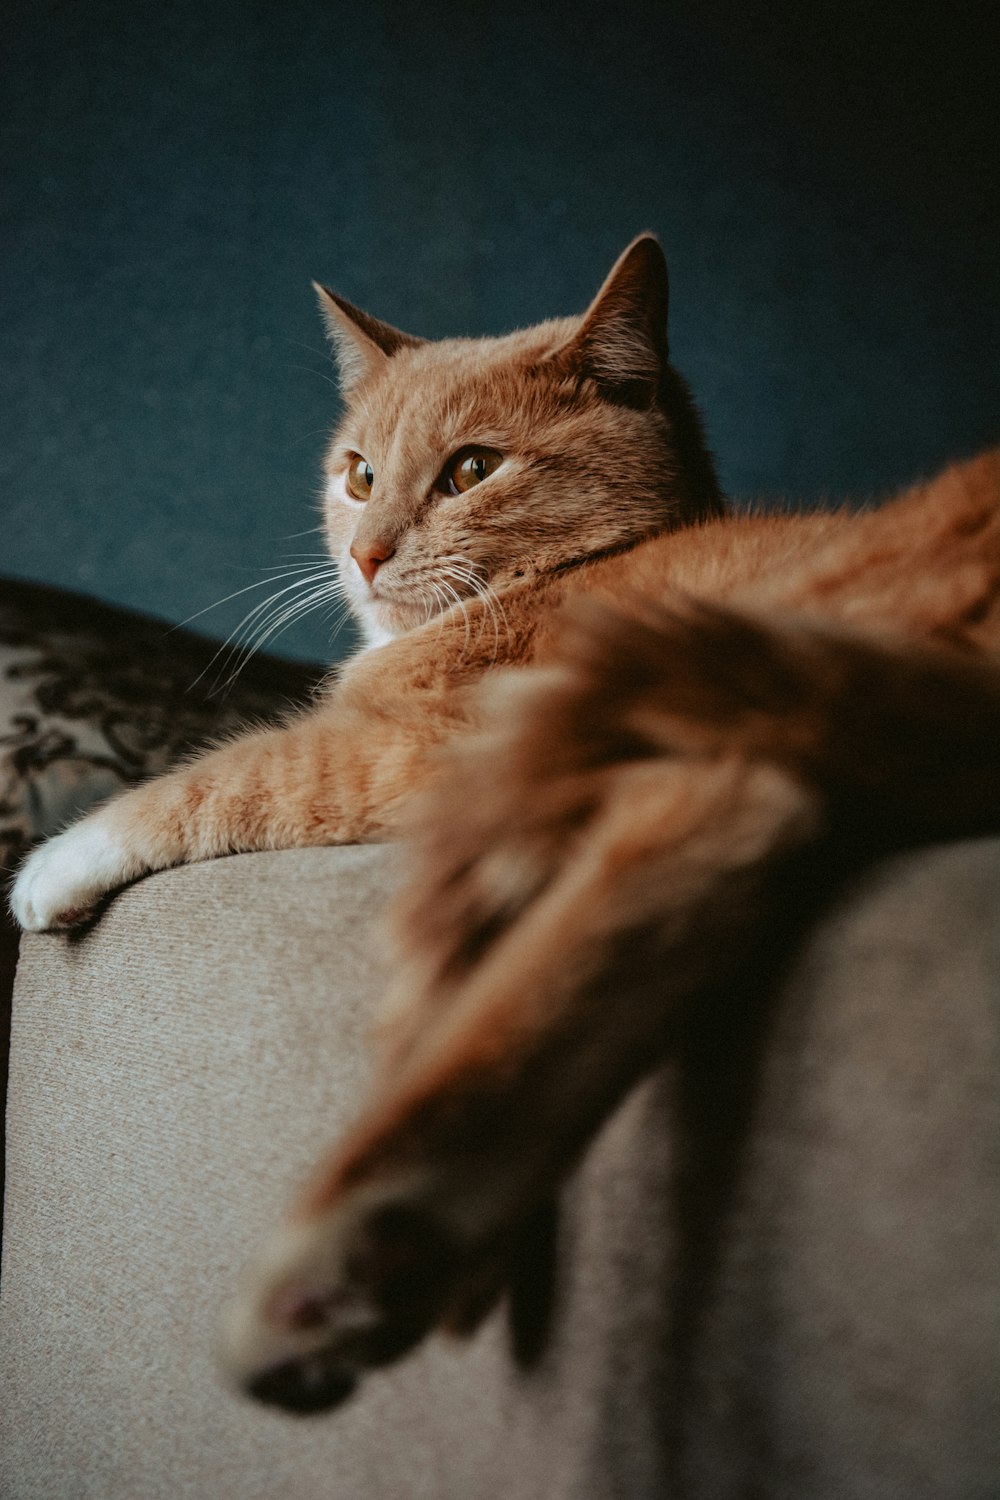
left=317, top=235, right=721, bottom=647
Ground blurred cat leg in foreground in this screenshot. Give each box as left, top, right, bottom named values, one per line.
left=217, top=747, right=818, bottom=1412
left=216, top=595, right=1000, bottom=1412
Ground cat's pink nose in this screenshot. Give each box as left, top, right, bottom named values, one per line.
left=350, top=540, right=395, bottom=586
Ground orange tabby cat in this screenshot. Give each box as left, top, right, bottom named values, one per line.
left=11, top=237, right=1000, bottom=1413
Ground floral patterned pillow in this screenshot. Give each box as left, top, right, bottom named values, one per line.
left=0, top=577, right=324, bottom=882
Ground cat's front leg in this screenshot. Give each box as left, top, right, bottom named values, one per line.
left=10, top=704, right=412, bottom=931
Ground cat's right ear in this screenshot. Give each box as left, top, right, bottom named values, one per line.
left=313, top=284, right=425, bottom=397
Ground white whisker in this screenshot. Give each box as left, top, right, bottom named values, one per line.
left=436, top=574, right=472, bottom=651
left=285, top=362, right=340, bottom=391
left=211, top=575, right=345, bottom=694
left=189, top=567, right=344, bottom=695
left=276, top=522, right=329, bottom=541
left=438, top=559, right=509, bottom=664
left=169, top=564, right=338, bottom=635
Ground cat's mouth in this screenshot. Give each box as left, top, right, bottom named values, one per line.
left=338, top=551, right=426, bottom=639
left=371, top=567, right=488, bottom=629
left=360, top=582, right=447, bottom=640
left=342, top=543, right=500, bottom=641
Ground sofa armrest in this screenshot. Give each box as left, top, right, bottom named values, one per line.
left=2, top=840, right=997, bottom=1499
left=2, top=846, right=515, bottom=1498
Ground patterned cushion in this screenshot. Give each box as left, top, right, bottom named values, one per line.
left=0, top=577, right=324, bottom=881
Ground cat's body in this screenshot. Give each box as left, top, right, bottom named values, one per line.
left=11, top=238, right=1000, bottom=1415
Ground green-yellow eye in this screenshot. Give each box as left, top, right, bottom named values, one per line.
left=346, top=454, right=374, bottom=501
left=447, top=447, right=503, bottom=495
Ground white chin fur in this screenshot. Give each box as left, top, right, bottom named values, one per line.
left=336, top=546, right=398, bottom=650
left=325, top=473, right=403, bottom=651
left=327, top=472, right=446, bottom=651
left=358, top=617, right=399, bottom=651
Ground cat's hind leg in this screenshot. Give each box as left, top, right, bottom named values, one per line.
left=216, top=597, right=1000, bottom=1411
left=216, top=640, right=822, bottom=1409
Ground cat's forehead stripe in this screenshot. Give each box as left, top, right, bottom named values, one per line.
left=345, top=319, right=579, bottom=454
left=351, top=373, right=493, bottom=463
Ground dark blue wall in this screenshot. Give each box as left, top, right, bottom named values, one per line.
left=4, top=0, right=998, bottom=662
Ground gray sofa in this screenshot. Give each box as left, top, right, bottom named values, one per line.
left=2, top=837, right=997, bottom=1499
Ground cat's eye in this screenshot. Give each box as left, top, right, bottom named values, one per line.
left=446, top=447, right=503, bottom=495
left=346, top=454, right=374, bottom=501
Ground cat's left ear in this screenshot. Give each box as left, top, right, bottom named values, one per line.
left=313, top=284, right=425, bottom=397
left=555, top=235, right=670, bottom=404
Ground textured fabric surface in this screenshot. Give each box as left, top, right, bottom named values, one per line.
left=2, top=839, right=998, bottom=1498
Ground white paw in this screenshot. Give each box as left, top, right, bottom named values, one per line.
left=10, top=819, right=132, bottom=931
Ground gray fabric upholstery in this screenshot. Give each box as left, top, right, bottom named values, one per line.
left=1, top=840, right=997, bottom=1498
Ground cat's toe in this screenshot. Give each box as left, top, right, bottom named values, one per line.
left=218, top=1183, right=470, bottom=1412
left=10, top=819, right=130, bottom=931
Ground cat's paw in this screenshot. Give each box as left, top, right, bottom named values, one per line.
left=10, top=819, right=132, bottom=931
left=217, top=1178, right=470, bottom=1414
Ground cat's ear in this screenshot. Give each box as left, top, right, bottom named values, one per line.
left=556, top=235, right=670, bottom=403
left=313, top=284, right=425, bottom=396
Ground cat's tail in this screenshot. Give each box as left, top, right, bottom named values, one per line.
left=542, top=594, right=1000, bottom=847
